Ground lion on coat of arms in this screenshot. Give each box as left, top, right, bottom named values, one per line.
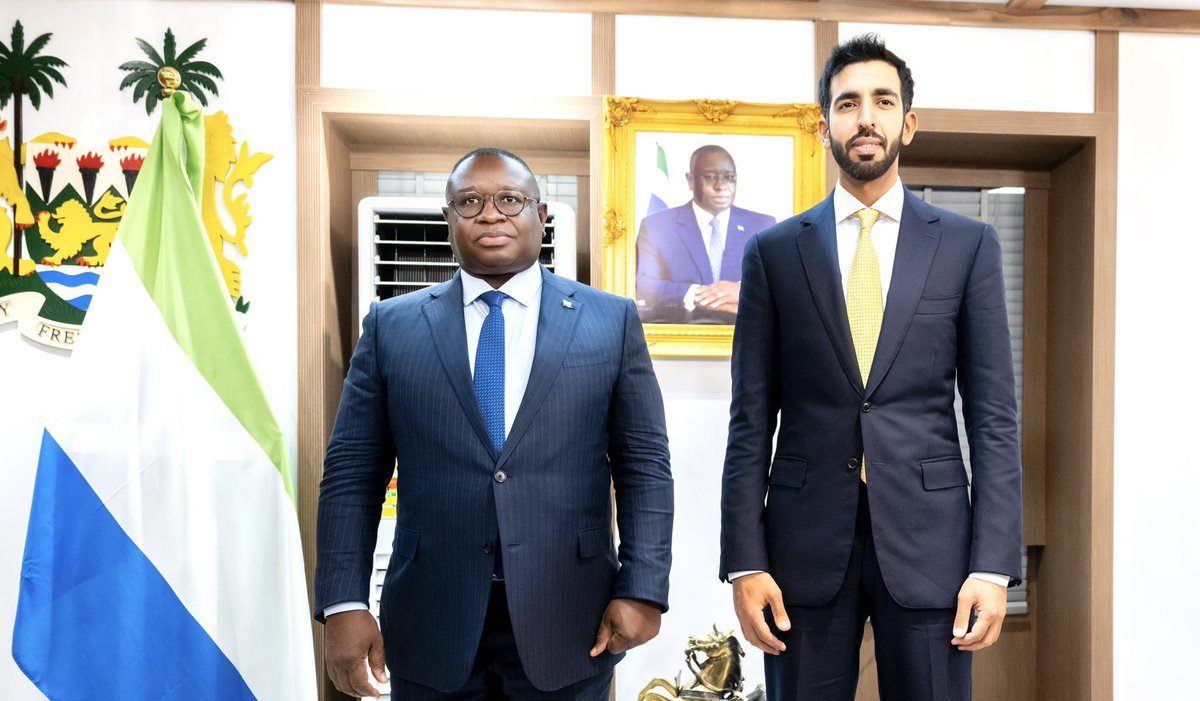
left=37, top=192, right=126, bottom=267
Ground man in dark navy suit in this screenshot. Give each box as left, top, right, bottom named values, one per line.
left=316, top=148, right=673, bottom=700
left=720, top=35, right=1022, bottom=700
left=636, top=145, right=776, bottom=324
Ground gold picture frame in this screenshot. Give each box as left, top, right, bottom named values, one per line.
left=601, top=97, right=827, bottom=358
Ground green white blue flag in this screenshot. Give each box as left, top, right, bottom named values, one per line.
left=12, top=92, right=315, bottom=701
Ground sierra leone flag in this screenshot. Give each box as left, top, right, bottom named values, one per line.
left=12, top=92, right=315, bottom=700
left=646, top=142, right=670, bottom=216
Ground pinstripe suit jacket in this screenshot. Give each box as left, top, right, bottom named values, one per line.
left=315, top=267, right=673, bottom=693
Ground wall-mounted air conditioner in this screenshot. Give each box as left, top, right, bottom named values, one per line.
left=357, top=196, right=577, bottom=322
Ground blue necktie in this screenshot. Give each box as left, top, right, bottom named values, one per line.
left=475, top=290, right=506, bottom=578
left=708, top=216, right=724, bottom=282
left=474, top=290, right=506, bottom=453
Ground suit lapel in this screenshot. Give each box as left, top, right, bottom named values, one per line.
left=795, top=196, right=863, bottom=395
left=675, top=205, right=714, bottom=284
left=865, top=191, right=942, bottom=398
left=422, top=273, right=497, bottom=459
left=496, top=269, right=580, bottom=469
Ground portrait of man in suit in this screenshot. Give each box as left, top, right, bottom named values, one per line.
left=635, top=145, right=777, bottom=324
left=315, top=148, right=674, bottom=700
left=720, top=34, right=1023, bottom=701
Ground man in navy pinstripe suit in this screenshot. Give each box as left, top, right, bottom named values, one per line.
left=316, top=148, right=674, bottom=700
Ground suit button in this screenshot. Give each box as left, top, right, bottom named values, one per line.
left=847, top=458, right=859, bottom=471
left=494, top=470, right=507, bottom=483
left=483, top=543, right=493, bottom=555
left=862, top=402, right=873, bottom=413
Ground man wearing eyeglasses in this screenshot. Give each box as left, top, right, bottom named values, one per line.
left=635, top=144, right=776, bottom=323
left=315, top=148, right=673, bottom=700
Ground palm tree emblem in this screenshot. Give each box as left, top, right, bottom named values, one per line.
left=0, top=20, right=69, bottom=276
left=119, top=28, right=223, bottom=115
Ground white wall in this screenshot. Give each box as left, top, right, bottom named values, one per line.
left=321, top=4, right=592, bottom=95
left=0, top=2, right=296, bottom=698
left=616, top=15, right=816, bottom=103
left=841, top=22, right=1095, bottom=113
left=1115, top=32, right=1200, bottom=700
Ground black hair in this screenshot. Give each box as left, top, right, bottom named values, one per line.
left=817, top=33, right=915, bottom=120
left=445, top=147, right=541, bottom=200
left=688, top=144, right=734, bottom=173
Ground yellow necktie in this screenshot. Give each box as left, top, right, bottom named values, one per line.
left=848, top=208, right=882, bottom=482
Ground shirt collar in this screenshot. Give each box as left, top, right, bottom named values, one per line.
left=461, top=263, right=542, bottom=308
left=692, top=201, right=732, bottom=228
left=833, top=178, right=907, bottom=225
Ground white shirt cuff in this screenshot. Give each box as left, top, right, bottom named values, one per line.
left=728, top=570, right=765, bottom=580
left=968, top=571, right=1011, bottom=587
left=324, top=601, right=369, bottom=618
left=683, top=284, right=700, bottom=311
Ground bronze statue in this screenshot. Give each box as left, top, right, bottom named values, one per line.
left=638, top=626, right=766, bottom=700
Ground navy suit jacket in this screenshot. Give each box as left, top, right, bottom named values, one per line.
left=316, top=267, right=673, bottom=692
left=720, top=189, right=1022, bottom=609
left=636, top=204, right=776, bottom=323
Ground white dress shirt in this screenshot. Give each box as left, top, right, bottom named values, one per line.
left=683, top=202, right=733, bottom=311
left=833, top=179, right=904, bottom=308
left=729, top=180, right=1010, bottom=590
left=325, top=264, right=543, bottom=618
left=461, top=263, right=542, bottom=439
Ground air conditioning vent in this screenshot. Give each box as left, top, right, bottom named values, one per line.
left=358, top=197, right=577, bottom=321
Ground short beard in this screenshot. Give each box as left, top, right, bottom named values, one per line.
left=831, top=130, right=902, bottom=183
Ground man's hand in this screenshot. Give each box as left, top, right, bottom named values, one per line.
left=694, top=281, right=741, bottom=314
left=951, top=577, right=1007, bottom=651
left=325, top=609, right=389, bottom=698
left=732, top=572, right=790, bottom=655
left=589, top=598, right=662, bottom=657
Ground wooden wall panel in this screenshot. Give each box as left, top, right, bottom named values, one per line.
left=1040, top=142, right=1097, bottom=701
left=1095, top=31, right=1118, bottom=114
left=324, top=0, right=1200, bottom=34
left=814, top=20, right=838, bottom=195
left=349, top=170, right=379, bottom=327
left=348, top=149, right=589, bottom=176
left=592, top=12, right=616, bottom=96
left=1023, top=188, right=1049, bottom=547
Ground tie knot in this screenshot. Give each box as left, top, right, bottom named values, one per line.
left=479, top=290, right=506, bottom=310
left=853, top=208, right=881, bottom=233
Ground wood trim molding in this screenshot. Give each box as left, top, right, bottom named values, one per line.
left=917, top=108, right=1108, bottom=137
left=899, top=165, right=1051, bottom=189
left=349, top=148, right=588, bottom=175
left=814, top=20, right=838, bottom=194
left=1088, top=113, right=1116, bottom=701
left=322, top=0, right=1200, bottom=34
left=1095, top=30, right=1119, bottom=114
left=1022, top=186, right=1049, bottom=547
left=592, top=12, right=616, bottom=95
left=296, top=0, right=320, bottom=88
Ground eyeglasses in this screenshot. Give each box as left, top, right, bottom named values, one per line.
left=696, top=173, right=737, bottom=186
left=447, top=190, right=539, bottom=218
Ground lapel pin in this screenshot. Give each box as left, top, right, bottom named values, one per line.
left=737, top=224, right=745, bottom=232
left=562, top=299, right=575, bottom=310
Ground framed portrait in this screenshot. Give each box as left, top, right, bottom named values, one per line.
left=601, top=97, right=827, bottom=358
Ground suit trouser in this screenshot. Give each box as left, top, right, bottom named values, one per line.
left=764, top=483, right=972, bottom=701
left=388, top=581, right=613, bottom=701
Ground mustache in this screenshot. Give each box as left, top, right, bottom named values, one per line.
left=846, top=129, right=887, bottom=149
